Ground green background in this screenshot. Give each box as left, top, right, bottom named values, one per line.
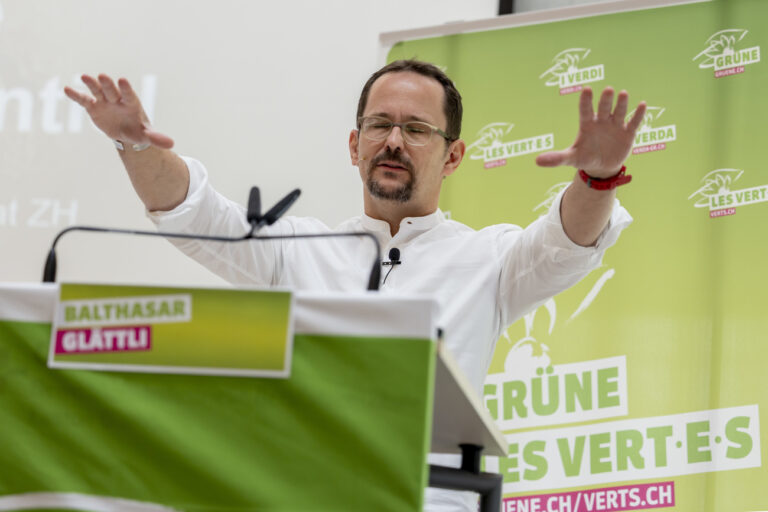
left=389, top=0, right=767, bottom=509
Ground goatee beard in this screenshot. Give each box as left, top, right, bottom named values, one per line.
left=366, top=149, right=414, bottom=203
left=367, top=177, right=413, bottom=202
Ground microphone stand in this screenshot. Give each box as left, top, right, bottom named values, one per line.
left=42, top=188, right=382, bottom=291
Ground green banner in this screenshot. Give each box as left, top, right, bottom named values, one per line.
left=389, top=0, right=766, bottom=509
left=51, top=283, right=294, bottom=378
left=0, top=292, right=435, bottom=511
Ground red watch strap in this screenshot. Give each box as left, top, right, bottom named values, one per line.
left=578, top=166, right=632, bottom=190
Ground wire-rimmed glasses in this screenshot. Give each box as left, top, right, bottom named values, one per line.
left=358, top=116, right=452, bottom=146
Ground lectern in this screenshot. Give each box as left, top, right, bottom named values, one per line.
left=0, top=283, right=506, bottom=511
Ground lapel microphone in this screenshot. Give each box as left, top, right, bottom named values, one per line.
left=382, top=248, right=401, bottom=266
left=382, top=247, right=401, bottom=284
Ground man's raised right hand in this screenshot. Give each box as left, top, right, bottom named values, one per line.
left=64, top=74, right=174, bottom=149
left=64, top=74, right=189, bottom=212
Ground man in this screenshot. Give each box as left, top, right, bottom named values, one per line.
left=65, top=60, right=645, bottom=511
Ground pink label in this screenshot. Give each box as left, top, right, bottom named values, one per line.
left=632, top=143, right=666, bottom=155
left=503, top=481, right=675, bottom=512
left=710, top=207, right=736, bottom=218
left=55, top=326, right=152, bottom=354
left=560, top=85, right=584, bottom=95
left=484, top=159, right=507, bottom=169
left=715, top=66, right=745, bottom=78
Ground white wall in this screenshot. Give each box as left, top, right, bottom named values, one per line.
left=1, top=0, right=643, bottom=286
left=0, top=0, right=497, bottom=285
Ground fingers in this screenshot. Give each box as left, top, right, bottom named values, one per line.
left=80, top=74, right=126, bottom=104
left=579, top=87, right=594, bottom=124
left=117, top=77, right=140, bottom=105
left=98, top=74, right=121, bottom=103
left=81, top=74, right=106, bottom=102
left=63, top=86, right=95, bottom=109
left=613, top=90, right=629, bottom=124
left=596, top=87, right=614, bottom=121
left=626, top=101, right=647, bottom=132
left=587, top=87, right=644, bottom=129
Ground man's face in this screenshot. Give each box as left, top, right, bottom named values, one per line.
left=349, top=71, right=463, bottom=211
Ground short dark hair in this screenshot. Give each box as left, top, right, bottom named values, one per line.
left=356, top=59, right=463, bottom=141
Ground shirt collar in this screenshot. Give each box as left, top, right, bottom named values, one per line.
left=361, top=209, right=445, bottom=234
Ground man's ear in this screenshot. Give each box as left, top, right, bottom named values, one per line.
left=442, top=139, right=466, bottom=178
left=349, top=130, right=360, bottom=165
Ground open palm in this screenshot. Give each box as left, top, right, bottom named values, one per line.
left=64, top=74, right=174, bottom=149
left=536, top=87, right=646, bottom=178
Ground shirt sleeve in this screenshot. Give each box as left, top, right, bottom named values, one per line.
left=146, top=156, right=286, bottom=285
left=497, top=186, right=633, bottom=328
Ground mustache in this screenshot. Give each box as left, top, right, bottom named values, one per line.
left=369, top=149, right=414, bottom=173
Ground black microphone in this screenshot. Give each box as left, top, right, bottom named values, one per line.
left=382, top=247, right=401, bottom=266
left=381, top=247, right=401, bottom=285
left=247, top=187, right=302, bottom=236
left=246, top=187, right=262, bottom=226
left=42, top=187, right=382, bottom=291
left=262, top=189, right=301, bottom=226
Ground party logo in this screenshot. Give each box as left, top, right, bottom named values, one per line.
left=467, top=122, right=553, bottom=169
left=630, top=106, right=676, bottom=155
left=540, top=48, right=605, bottom=95
left=689, top=169, right=768, bottom=218
left=693, top=29, right=761, bottom=78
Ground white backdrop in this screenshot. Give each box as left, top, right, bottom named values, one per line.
left=0, top=0, right=620, bottom=286
left=0, top=0, right=502, bottom=284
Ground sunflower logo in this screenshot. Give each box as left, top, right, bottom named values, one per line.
left=539, top=48, right=592, bottom=87
left=467, top=122, right=515, bottom=161
left=688, top=169, right=744, bottom=208
left=693, top=29, right=749, bottom=69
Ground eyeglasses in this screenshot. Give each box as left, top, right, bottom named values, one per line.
left=358, top=116, right=452, bottom=146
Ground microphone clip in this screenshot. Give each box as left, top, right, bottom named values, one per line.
left=382, top=248, right=401, bottom=266
left=381, top=247, right=400, bottom=285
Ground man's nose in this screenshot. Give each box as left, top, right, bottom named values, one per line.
left=385, top=124, right=406, bottom=151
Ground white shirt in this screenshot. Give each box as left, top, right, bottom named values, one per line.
left=150, top=156, right=633, bottom=511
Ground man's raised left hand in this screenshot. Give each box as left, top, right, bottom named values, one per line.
left=535, top=87, right=646, bottom=179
